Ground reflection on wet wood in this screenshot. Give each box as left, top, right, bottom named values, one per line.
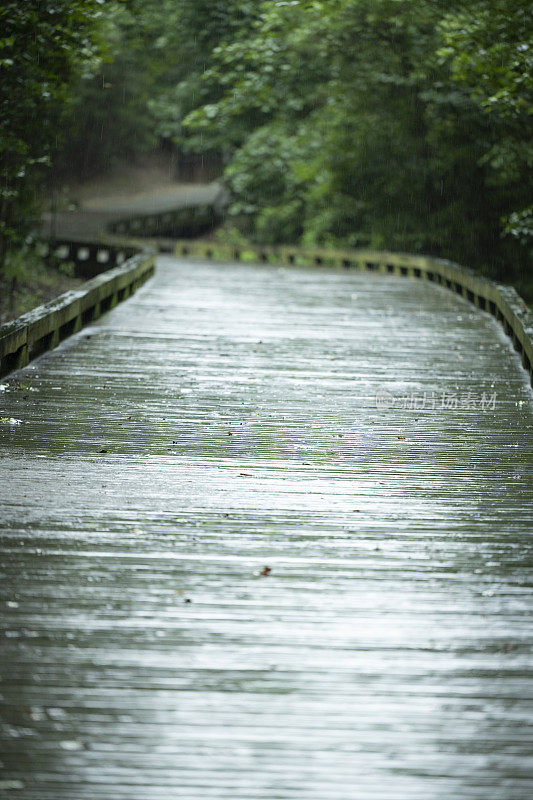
left=0, top=257, right=532, bottom=799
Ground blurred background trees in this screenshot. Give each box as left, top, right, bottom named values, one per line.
left=1, top=0, right=531, bottom=293
left=176, top=0, right=531, bottom=287
left=0, top=0, right=109, bottom=266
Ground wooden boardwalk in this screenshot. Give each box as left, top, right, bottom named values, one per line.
left=42, top=183, right=222, bottom=239
left=0, top=256, right=532, bottom=799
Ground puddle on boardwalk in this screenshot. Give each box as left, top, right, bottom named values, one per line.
left=0, top=256, right=532, bottom=799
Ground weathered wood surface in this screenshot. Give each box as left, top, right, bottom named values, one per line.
left=0, top=256, right=532, bottom=799
left=171, top=240, right=533, bottom=384
left=0, top=254, right=155, bottom=378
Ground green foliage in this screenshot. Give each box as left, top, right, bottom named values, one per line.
left=179, top=0, right=531, bottom=281
left=0, top=0, right=109, bottom=268
left=57, top=1, right=262, bottom=178
left=438, top=0, right=533, bottom=251
left=149, top=0, right=262, bottom=153
left=2, top=0, right=531, bottom=288
left=439, top=0, right=531, bottom=119
left=57, top=0, right=184, bottom=179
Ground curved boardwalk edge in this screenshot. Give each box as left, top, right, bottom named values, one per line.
left=0, top=250, right=155, bottom=378
left=170, top=239, right=532, bottom=387
left=1, top=232, right=531, bottom=387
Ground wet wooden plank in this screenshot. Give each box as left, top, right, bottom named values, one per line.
left=0, top=257, right=532, bottom=799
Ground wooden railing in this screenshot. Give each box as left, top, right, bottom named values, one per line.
left=0, top=250, right=154, bottom=378
left=44, top=239, right=139, bottom=279
left=2, top=221, right=531, bottom=388
left=170, top=239, right=533, bottom=387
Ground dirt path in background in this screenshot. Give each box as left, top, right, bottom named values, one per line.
left=0, top=153, right=223, bottom=323
left=43, top=152, right=223, bottom=240
left=61, top=150, right=179, bottom=205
